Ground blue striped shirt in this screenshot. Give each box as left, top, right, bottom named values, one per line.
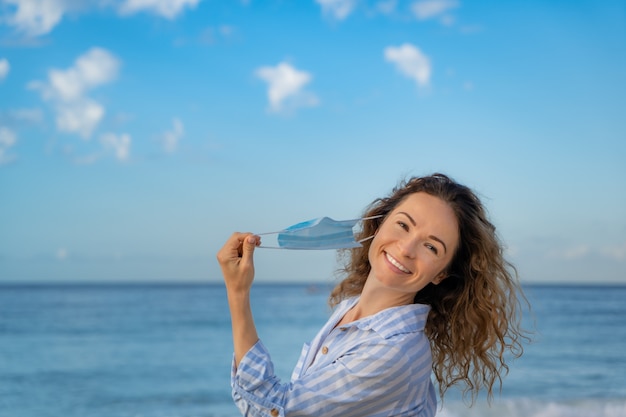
left=231, top=297, right=437, bottom=417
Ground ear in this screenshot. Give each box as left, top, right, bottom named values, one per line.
left=432, top=272, right=448, bottom=285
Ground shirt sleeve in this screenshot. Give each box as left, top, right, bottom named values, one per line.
left=230, top=338, right=434, bottom=417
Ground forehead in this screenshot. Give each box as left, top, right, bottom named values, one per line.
left=392, top=192, right=459, bottom=238
left=394, top=192, right=452, bottom=212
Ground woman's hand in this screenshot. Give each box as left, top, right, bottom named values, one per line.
left=217, top=232, right=260, bottom=295
left=217, top=232, right=262, bottom=365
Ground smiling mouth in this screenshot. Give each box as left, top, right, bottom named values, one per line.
left=385, top=252, right=411, bottom=274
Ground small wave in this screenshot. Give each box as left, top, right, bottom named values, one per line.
left=438, top=398, right=626, bottom=417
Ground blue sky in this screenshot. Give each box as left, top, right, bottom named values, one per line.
left=0, top=0, right=624, bottom=284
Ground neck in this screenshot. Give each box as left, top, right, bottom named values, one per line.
left=347, top=277, right=415, bottom=322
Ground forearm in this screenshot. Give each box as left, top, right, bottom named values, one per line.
left=228, top=290, right=259, bottom=366
left=217, top=233, right=261, bottom=366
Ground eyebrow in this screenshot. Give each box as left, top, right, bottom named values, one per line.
left=398, top=211, right=448, bottom=254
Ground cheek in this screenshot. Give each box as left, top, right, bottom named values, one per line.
left=366, top=237, right=377, bottom=262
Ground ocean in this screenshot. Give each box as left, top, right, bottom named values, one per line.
left=0, top=283, right=625, bottom=417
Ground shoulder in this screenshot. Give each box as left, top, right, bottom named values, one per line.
left=359, top=303, right=430, bottom=339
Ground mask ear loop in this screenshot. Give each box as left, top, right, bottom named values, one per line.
left=256, top=230, right=287, bottom=249
left=356, top=214, right=383, bottom=244
left=361, top=215, right=383, bottom=221
left=357, top=235, right=375, bottom=244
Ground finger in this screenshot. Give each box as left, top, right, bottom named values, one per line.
left=217, top=232, right=249, bottom=264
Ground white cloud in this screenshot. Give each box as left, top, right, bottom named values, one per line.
left=0, top=126, right=17, bottom=147
left=411, top=0, right=458, bottom=20
left=100, top=132, right=131, bottom=161
left=28, top=47, right=120, bottom=139
left=315, top=0, right=357, bottom=20
left=384, top=43, right=431, bottom=88
left=161, top=118, right=184, bottom=153
left=55, top=99, right=105, bottom=138
left=2, top=0, right=198, bottom=38
left=0, top=126, right=17, bottom=164
left=255, top=62, right=318, bottom=113
left=2, top=0, right=67, bottom=37
left=38, top=48, right=120, bottom=102
left=118, top=0, right=200, bottom=19
left=0, top=58, right=9, bottom=81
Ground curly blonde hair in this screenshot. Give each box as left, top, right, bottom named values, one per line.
left=329, top=173, right=529, bottom=403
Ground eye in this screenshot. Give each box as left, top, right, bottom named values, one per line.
left=425, top=243, right=439, bottom=255
left=397, top=221, right=409, bottom=231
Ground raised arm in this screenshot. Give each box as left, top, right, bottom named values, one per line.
left=217, top=232, right=261, bottom=366
left=231, top=336, right=435, bottom=417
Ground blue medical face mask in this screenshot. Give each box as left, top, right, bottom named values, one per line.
left=258, top=215, right=382, bottom=250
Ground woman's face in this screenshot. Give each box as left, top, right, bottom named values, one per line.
left=367, top=192, right=460, bottom=297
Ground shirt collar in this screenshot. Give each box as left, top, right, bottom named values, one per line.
left=336, top=297, right=430, bottom=340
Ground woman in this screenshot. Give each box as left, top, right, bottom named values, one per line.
left=217, top=173, right=528, bottom=417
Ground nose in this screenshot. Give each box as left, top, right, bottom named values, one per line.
left=397, top=236, right=418, bottom=259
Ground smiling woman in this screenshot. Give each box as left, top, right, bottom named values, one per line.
left=331, top=174, right=529, bottom=405
left=217, top=173, right=529, bottom=417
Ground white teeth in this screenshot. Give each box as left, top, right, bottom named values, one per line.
left=385, top=252, right=410, bottom=273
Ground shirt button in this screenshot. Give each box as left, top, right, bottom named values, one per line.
left=321, top=346, right=329, bottom=355
left=340, top=327, right=347, bottom=331
left=270, top=408, right=279, bottom=417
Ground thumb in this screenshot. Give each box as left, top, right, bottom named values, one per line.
left=241, top=235, right=258, bottom=263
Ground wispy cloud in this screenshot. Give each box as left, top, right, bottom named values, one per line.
left=0, top=108, right=44, bottom=126
left=100, top=132, right=131, bottom=161
left=255, top=62, right=318, bottom=113
left=201, top=25, right=237, bottom=44
left=160, top=118, right=184, bottom=152
left=28, top=47, right=120, bottom=139
left=0, top=126, right=17, bottom=164
left=174, top=25, right=239, bottom=47
left=0, top=58, right=9, bottom=81
left=315, top=0, right=357, bottom=20
left=548, top=245, right=590, bottom=260
left=411, top=0, right=458, bottom=21
left=375, top=0, right=397, bottom=15
left=384, top=43, right=431, bottom=88
left=118, top=0, right=200, bottom=19
left=547, top=243, right=626, bottom=262
left=601, top=243, right=626, bottom=261
left=56, top=247, right=68, bottom=261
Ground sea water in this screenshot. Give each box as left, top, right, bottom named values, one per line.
left=0, top=283, right=624, bottom=417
